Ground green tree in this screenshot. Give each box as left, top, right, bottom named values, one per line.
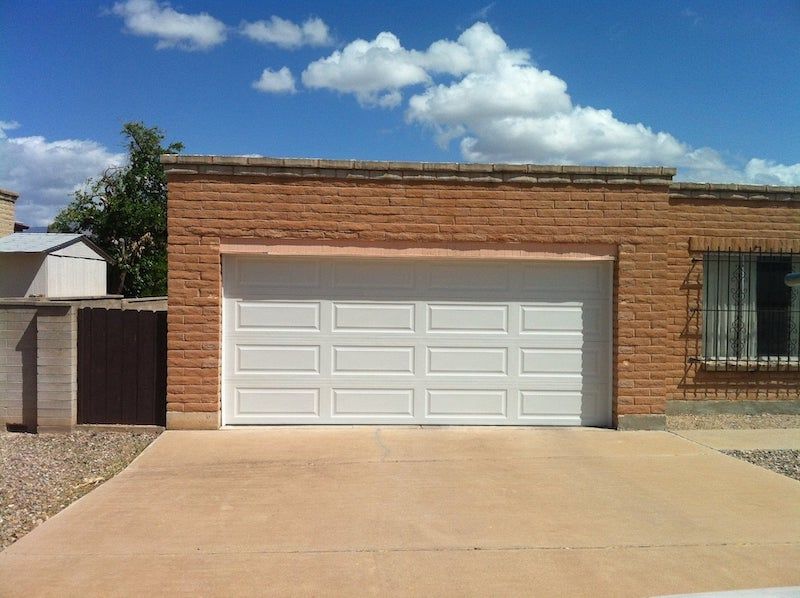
left=51, top=122, right=183, bottom=297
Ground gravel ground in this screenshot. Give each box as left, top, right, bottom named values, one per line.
left=667, top=414, right=800, bottom=430
left=723, top=450, right=800, bottom=482
left=0, top=430, right=159, bottom=550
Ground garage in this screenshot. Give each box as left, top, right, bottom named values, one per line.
left=222, top=255, right=612, bottom=426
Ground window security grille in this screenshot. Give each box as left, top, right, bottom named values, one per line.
left=698, top=250, right=800, bottom=371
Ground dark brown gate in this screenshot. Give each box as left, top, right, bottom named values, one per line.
left=77, top=308, right=167, bottom=425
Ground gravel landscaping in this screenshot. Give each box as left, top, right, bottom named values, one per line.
left=723, top=450, right=800, bottom=482
left=0, top=430, right=160, bottom=550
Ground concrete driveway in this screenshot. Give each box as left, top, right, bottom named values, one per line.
left=1, top=427, right=799, bottom=597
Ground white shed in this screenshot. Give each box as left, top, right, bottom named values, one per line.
left=0, top=233, right=109, bottom=298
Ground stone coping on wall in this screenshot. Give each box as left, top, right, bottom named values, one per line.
left=669, top=182, right=800, bottom=202
left=162, top=156, right=800, bottom=199
left=161, top=155, right=677, bottom=186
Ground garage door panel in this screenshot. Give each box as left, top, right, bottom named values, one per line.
left=520, top=347, right=601, bottom=376
left=235, top=388, right=320, bottom=417
left=426, top=347, right=508, bottom=375
left=223, top=257, right=611, bottom=426
left=332, top=389, right=414, bottom=417
left=332, top=261, right=415, bottom=290
left=519, top=390, right=583, bottom=417
left=426, top=389, right=507, bottom=418
left=332, top=346, right=415, bottom=375
left=237, top=258, right=320, bottom=290
left=332, top=302, right=415, bottom=333
left=236, top=301, right=321, bottom=332
left=427, top=304, right=509, bottom=333
left=427, top=263, right=510, bottom=291
left=521, top=262, right=609, bottom=296
left=236, top=345, right=320, bottom=374
left=520, top=348, right=581, bottom=374
left=520, top=303, right=607, bottom=340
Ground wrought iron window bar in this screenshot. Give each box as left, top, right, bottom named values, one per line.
left=690, top=249, right=800, bottom=372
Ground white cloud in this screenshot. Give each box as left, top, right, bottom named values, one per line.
left=299, top=21, right=798, bottom=183
left=300, top=24, right=523, bottom=108
left=302, top=32, right=429, bottom=107
left=0, top=125, right=125, bottom=226
left=241, top=16, right=332, bottom=49
left=403, top=23, right=697, bottom=169
left=112, top=0, right=227, bottom=51
left=0, top=120, right=20, bottom=134
left=253, top=67, right=296, bottom=94
left=742, top=159, right=800, bottom=186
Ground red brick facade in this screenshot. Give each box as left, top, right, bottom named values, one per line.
left=164, top=157, right=800, bottom=430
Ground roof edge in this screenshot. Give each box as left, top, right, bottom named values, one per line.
left=161, top=155, right=676, bottom=186
left=0, top=233, right=112, bottom=261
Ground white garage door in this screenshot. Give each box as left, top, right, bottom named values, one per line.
left=222, top=256, right=612, bottom=426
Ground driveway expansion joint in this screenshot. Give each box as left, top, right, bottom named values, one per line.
left=15, top=540, right=799, bottom=559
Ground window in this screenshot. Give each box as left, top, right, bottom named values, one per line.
left=702, top=251, right=799, bottom=368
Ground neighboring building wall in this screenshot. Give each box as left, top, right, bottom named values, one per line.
left=0, top=254, right=48, bottom=297
left=0, top=243, right=107, bottom=298
left=0, top=188, right=18, bottom=238
left=46, top=254, right=107, bottom=297
left=666, top=184, right=800, bottom=414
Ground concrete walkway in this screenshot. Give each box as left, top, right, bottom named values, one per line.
left=671, top=428, right=800, bottom=450
left=1, top=427, right=799, bottom=597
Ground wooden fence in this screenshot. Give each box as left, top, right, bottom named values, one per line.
left=77, top=308, right=167, bottom=425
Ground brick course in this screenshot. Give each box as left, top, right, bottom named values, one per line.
left=165, top=157, right=800, bottom=429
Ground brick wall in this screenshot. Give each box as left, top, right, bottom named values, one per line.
left=666, top=186, right=800, bottom=411
left=0, top=188, right=18, bottom=237
left=164, top=158, right=800, bottom=429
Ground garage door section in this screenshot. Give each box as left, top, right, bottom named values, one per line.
left=222, top=256, right=611, bottom=426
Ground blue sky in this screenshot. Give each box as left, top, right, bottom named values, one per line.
left=1, top=0, right=798, bottom=225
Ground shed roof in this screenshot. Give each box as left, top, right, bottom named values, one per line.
left=0, top=233, right=110, bottom=261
